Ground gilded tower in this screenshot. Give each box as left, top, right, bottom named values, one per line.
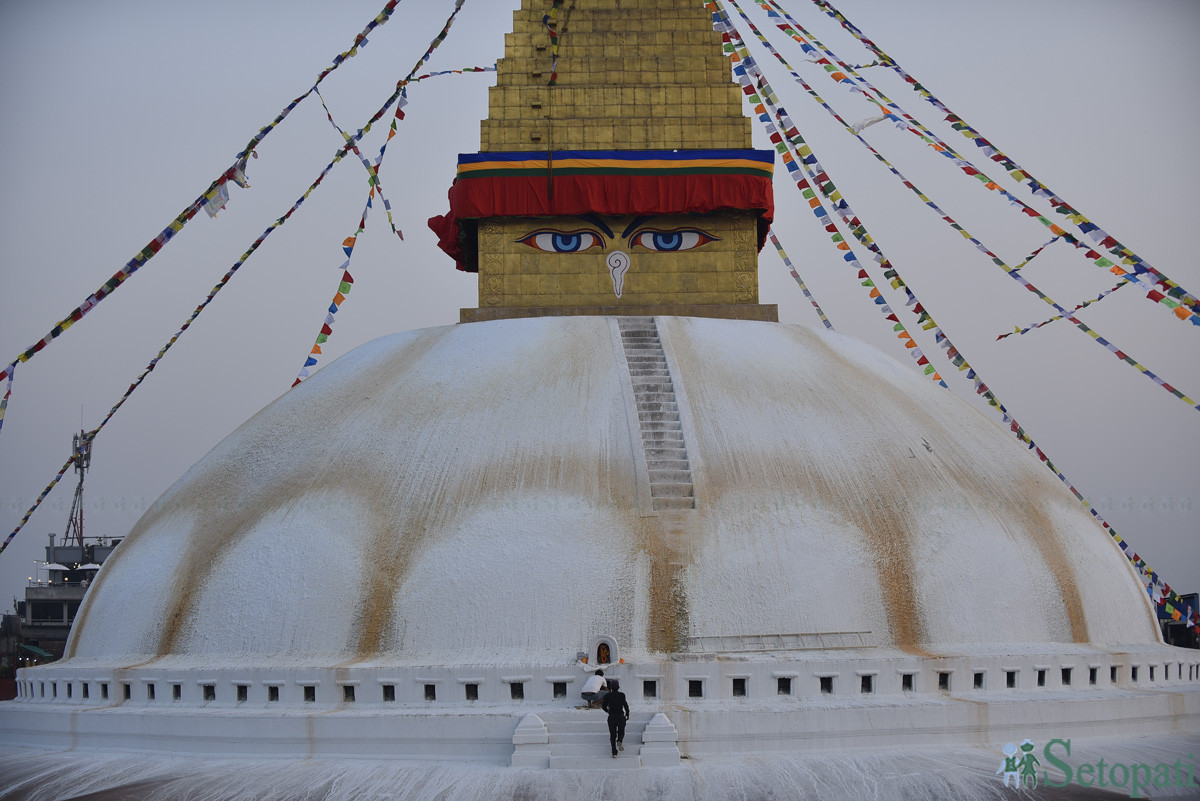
left=430, top=0, right=777, bottom=323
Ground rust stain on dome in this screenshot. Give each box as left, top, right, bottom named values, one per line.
left=1013, top=475, right=1089, bottom=643
left=800, top=462, right=928, bottom=653
left=70, top=329, right=449, bottom=660
left=352, top=513, right=423, bottom=660
left=66, top=318, right=1152, bottom=664
left=637, top=512, right=694, bottom=654
left=353, top=319, right=638, bottom=660
left=668, top=321, right=931, bottom=652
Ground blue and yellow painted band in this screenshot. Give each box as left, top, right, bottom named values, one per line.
left=455, top=149, right=775, bottom=180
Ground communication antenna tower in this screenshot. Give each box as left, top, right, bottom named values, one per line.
left=62, top=431, right=92, bottom=550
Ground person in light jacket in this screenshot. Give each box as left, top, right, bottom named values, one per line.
left=580, top=669, right=607, bottom=708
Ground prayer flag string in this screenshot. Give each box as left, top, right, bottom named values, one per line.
left=731, top=0, right=994, bottom=358
left=413, top=66, right=496, bottom=82
left=0, top=363, right=14, bottom=438
left=228, top=0, right=403, bottom=166
left=0, top=455, right=75, bottom=556
left=1, top=0, right=470, bottom=558
left=771, top=0, right=1195, bottom=337
left=292, top=91, right=398, bottom=387
left=292, top=247, right=359, bottom=387
left=802, top=0, right=1200, bottom=329
left=306, top=64, right=498, bottom=249
left=0, top=139, right=365, bottom=556
left=293, top=94, right=407, bottom=388
left=713, top=2, right=945, bottom=387
left=767, top=228, right=833, bottom=329
left=0, top=0, right=406, bottom=392
left=757, top=0, right=1198, bottom=635
left=761, top=0, right=1084, bottom=271
left=999, top=278, right=1132, bottom=340
left=290, top=7, right=474, bottom=387
left=314, top=87, right=403, bottom=239
left=1010, top=236, right=1060, bottom=273
left=756, top=0, right=1197, bottom=412
left=0, top=168, right=245, bottom=386
left=544, top=1, right=565, bottom=85
left=1115, top=534, right=1199, bottom=637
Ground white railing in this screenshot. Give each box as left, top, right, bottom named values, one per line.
left=686, top=631, right=875, bottom=653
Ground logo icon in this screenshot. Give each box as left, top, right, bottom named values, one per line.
left=997, top=742, right=1020, bottom=788
left=1018, top=739, right=1042, bottom=788
left=998, top=737, right=1198, bottom=797
left=998, top=739, right=1040, bottom=789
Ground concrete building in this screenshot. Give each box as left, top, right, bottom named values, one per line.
left=17, top=536, right=116, bottom=648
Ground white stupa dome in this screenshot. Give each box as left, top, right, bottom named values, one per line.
left=65, top=315, right=1157, bottom=667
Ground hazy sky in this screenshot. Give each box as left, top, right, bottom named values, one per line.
left=1, top=0, right=1196, bottom=612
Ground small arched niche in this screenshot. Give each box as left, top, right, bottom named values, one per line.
left=588, top=635, right=618, bottom=667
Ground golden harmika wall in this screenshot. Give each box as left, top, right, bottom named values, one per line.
left=481, top=0, right=750, bottom=152
left=459, top=0, right=777, bottom=323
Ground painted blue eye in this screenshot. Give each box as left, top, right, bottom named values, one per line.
left=552, top=233, right=583, bottom=252
left=516, top=230, right=603, bottom=253
left=652, top=232, right=683, bottom=251
left=632, top=229, right=716, bottom=252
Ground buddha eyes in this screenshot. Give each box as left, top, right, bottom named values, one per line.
left=631, top=230, right=716, bottom=252
left=515, top=231, right=604, bottom=253
left=515, top=227, right=717, bottom=253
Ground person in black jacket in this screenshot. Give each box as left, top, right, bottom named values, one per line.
left=600, top=679, right=629, bottom=757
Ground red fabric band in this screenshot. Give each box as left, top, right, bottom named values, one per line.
left=429, top=172, right=774, bottom=272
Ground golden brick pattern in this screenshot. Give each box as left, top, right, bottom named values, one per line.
left=459, top=1, right=775, bottom=323
left=481, top=0, right=750, bottom=151
left=477, top=212, right=759, bottom=309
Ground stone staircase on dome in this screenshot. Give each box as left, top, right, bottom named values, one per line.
left=512, top=708, right=683, bottom=769
left=546, top=709, right=652, bottom=769
left=619, top=317, right=695, bottom=510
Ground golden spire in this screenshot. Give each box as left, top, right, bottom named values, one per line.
left=430, top=0, right=778, bottom=323
left=481, top=0, right=751, bottom=152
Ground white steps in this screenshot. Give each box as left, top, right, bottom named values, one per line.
left=547, top=709, right=652, bottom=768
left=511, top=709, right=682, bottom=769
left=618, top=317, right=695, bottom=511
